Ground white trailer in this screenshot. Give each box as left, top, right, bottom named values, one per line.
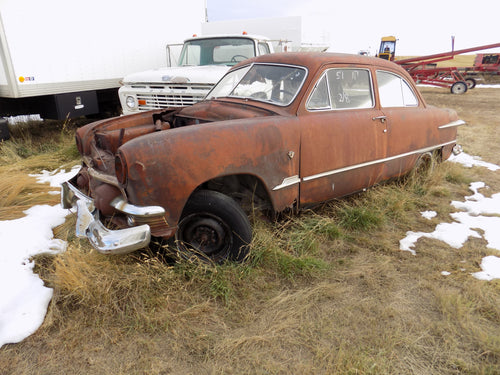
left=201, top=17, right=302, bottom=52
left=201, top=17, right=330, bottom=53
left=0, top=0, right=206, bottom=119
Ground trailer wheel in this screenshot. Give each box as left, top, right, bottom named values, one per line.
left=465, top=78, right=476, bottom=90
left=176, top=190, right=252, bottom=263
left=450, top=81, right=467, bottom=94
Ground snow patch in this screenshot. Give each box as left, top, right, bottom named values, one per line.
left=0, top=167, right=78, bottom=348
left=421, top=210, right=437, bottom=220
left=400, top=156, right=500, bottom=280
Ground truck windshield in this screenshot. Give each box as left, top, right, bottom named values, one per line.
left=179, top=37, right=257, bottom=66
left=206, top=64, right=307, bottom=106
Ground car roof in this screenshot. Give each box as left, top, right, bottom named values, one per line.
left=237, top=52, right=401, bottom=72
left=224, top=52, right=424, bottom=114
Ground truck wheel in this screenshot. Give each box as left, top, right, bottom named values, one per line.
left=450, top=81, right=467, bottom=94
left=176, top=190, right=252, bottom=263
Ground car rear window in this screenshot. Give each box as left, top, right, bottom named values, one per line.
left=376, top=71, right=418, bottom=107
left=307, top=68, right=374, bottom=110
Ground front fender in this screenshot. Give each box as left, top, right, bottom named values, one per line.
left=118, top=116, right=301, bottom=226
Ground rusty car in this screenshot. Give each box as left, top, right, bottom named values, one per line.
left=61, top=52, right=464, bottom=262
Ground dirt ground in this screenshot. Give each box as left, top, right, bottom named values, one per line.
left=420, top=85, right=500, bottom=165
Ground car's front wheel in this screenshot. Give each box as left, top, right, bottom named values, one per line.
left=176, top=190, right=252, bottom=263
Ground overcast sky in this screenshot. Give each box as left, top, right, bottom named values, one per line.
left=206, top=0, right=500, bottom=56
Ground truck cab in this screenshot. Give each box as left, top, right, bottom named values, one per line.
left=119, top=34, right=274, bottom=115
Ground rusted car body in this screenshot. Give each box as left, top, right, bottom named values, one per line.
left=62, top=52, right=464, bottom=262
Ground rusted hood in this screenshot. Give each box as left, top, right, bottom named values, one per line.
left=75, top=110, right=169, bottom=156
left=177, top=99, right=283, bottom=122
left=76, top=99, right=284, bottom=158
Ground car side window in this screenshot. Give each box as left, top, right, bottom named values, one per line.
left=376, top=71, right=418, bottom=107
left=307, top=68, right=374, bottom=111
left=308, top=75, right=330, bottom=110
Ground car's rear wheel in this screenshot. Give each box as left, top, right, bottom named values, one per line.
left=176, top=190, right=252, bottom=263
left=411, top=151, right=436, bottom=180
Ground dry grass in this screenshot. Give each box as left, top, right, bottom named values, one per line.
left=0, top=120, right=80, bottom=219
left=0, top=172, right=57, bottom=220
left=0, top=88, right=500, bottom=374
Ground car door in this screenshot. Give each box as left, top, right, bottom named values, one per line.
left=297, top=66, right=388, bottom=206
left=375, top=70, right=437, bottom=180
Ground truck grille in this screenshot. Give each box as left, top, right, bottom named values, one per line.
left=136, top=83, right=214, bottom=110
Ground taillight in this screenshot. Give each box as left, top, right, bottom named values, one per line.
left=115, top=152, right=128, bottom=185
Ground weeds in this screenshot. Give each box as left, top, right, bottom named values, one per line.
left=0, top=118, right=80, bottom=170
left=336, top=203, right=384, bottom=231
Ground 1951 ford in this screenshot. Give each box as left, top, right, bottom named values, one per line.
left=61, top=52, right=464, bottom=262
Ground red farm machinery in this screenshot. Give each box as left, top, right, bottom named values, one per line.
left=377, top=37, right=500, bottom=94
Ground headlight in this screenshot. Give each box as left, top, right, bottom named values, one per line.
left=125, top=96, right=136, bottom=109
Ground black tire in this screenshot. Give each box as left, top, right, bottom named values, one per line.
left=175, top=190, right=252, bottom=263
left=450, top=81, right=467, bottom=94
left=465, top=78, right=476, bottom=90
left=412, top=151, right=435, bottom=179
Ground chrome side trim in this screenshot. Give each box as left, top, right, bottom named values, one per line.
left=438, top=120, right=466, bottom=129
left=302, top=140, right=457, bottom=183
left=272, top=175, right=300, bottom=191
left=272, top=141, right=457, bottom=188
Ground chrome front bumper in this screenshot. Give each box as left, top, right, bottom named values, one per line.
left=61, top=181, right=164, bottom=255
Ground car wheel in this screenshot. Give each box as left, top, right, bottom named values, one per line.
left=411, top=151, right=436, bottom=179
left=450, top=81, right=467, bottom=94
left=176, top=190, right=252, bottom=263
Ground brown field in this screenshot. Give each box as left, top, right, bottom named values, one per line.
left=0, top=86, right=499, bottom=374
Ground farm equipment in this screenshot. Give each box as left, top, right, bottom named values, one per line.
left=378, top=36, right=397, bottom=61
left=461, top=53, right=500, bottom=82
left=378, top=37, right=500, bottom=94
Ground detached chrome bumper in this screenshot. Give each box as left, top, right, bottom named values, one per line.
left=61, top=181, right=164, bottom=255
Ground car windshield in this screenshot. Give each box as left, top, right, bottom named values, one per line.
left=178, top=37, right=256, bottom=66
left=206, top=64, right=307, bottom=106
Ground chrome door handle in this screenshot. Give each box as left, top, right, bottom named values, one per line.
left=372, top=116, right=387, bottom=123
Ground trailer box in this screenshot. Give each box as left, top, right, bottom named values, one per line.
left=0, top=0, right=206, bottom=119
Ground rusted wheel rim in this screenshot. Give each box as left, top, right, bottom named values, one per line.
left=177, top=213, right=232, bottom=261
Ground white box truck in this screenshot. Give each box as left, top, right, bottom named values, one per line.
left=0, top=0, right=206, bottom=119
